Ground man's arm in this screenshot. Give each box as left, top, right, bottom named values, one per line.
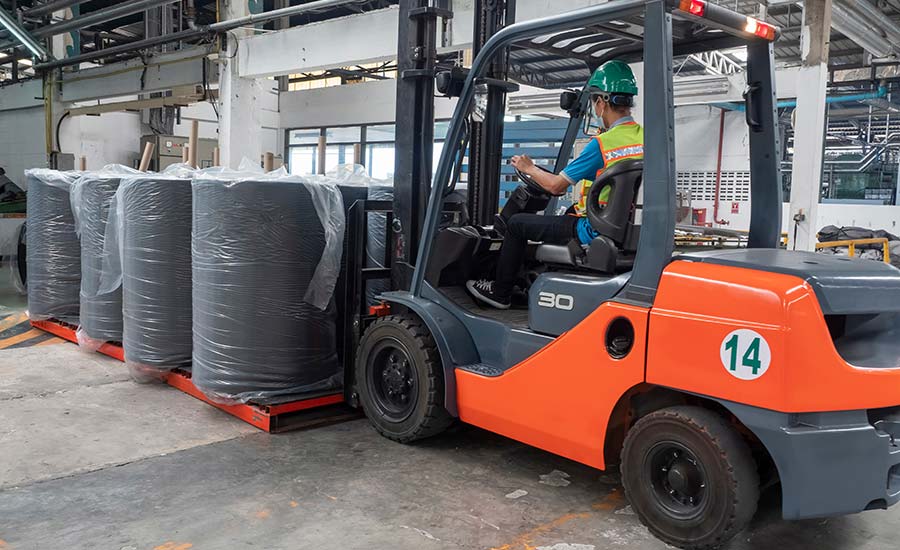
left=509, top=155, right=570, bottom=195
left=510, top=140, right=604, bottom=197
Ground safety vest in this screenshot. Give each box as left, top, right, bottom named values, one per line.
left=575, top=121, right=644, bottom=216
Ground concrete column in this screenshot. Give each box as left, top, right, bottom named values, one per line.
left=218, top=0, right=262, bottom=169
left=788, top=0, right=831, bottom=251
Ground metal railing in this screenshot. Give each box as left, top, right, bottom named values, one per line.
left=815, top=237, right=892, bottom=264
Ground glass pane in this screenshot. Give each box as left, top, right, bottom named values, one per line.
left=367, top=124, right=396, bottom=143
left=434, top=120, right=450, bottom=141
left=288, top=129, right=320, bottom=145
left=289, top=146, right=317, bottom=175
left=324, top=145, right=345, bottom=173
left=367, top=143, right=395, bottom=179
left=325, top=126, right=361, bottom=144
left=432, top=141, right=445, bottom=176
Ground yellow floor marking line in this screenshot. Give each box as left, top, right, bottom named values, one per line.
left=0, top=312, right=28, bottom=333
left=33, top=337, right=64, bottom=346
left=491, top=512, right=592, bottom=550
left=0, top=329, right=45, bottom=350
left=491, top=489, right=625, bottom=550
left=592, top=487, right=624, bottom=511
left=153, top=543, right=193, bottom=550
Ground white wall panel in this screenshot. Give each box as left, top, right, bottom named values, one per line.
left=279, top=79, right=458, bottom=129
left=238, top=8, right=399, bottom=79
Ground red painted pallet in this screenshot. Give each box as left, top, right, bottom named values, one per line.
left=31, top=318, right=351, bottom=433
left=30, top=319, right=125, bottom=361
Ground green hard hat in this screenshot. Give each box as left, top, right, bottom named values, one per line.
left=587, top=60, right=638, bottom=96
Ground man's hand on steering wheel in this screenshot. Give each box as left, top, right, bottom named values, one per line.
left=510, top=154, right=535, bottom=173
left=510, top=155, right=569, bottom=197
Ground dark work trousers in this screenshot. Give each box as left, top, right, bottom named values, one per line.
left=494, top=213, right=579, bottom=298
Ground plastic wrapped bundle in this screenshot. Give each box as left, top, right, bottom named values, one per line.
left=24, top=169, right=81, bottom=324
left=99, top=165, right=195, bottom=377
left=191, top=167, right=345, bottom=403
left=321, top=165, right=393, bottom=306
left=72, top=165, right=141, bottom=348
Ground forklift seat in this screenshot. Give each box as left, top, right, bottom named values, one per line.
left=535, top=160, right=643, bottom=273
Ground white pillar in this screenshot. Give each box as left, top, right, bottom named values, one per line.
left=788, top=0, right=831, bottom=251
left=218, top=0, right=263, bottom=169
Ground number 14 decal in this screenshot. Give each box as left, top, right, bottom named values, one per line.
left=720, top=329, right=771, bottom=380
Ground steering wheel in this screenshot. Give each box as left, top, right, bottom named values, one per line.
left=514, top=164, right=564, bottom=197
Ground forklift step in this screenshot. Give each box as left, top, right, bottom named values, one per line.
left=457, top=363, right=504, bottom=377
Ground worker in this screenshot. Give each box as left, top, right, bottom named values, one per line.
left=467, top=60, right=644, bottom=309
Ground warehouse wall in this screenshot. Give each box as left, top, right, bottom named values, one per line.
left=58, top=111, right=144, bottom=171
left=279, top=79, right=459, bottom=129
left=676, top=105, right=900, bottom=234
left=0, top=106, right=48, bottom=187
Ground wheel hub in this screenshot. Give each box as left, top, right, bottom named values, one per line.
left=666, top=458, right=703, bottom=497
left=368, top=339, right=418, bottom=422
left=647, top=443, right=707, bottom=517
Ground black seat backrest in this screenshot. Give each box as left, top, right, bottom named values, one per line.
left=586, top=159, right=643, bottom=245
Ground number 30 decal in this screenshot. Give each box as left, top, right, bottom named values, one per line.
left=720, top=329, right=771, bottom=380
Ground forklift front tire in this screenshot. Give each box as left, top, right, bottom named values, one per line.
left=356, top=314, right=453, bottom=443
left=620, top=406, right=759, bottom=550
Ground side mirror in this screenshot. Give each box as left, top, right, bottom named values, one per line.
left=435, top=67, right=468, bottom=98
left=559, top=90, right=579, bottom=112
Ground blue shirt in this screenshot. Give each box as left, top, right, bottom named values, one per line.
left=559, top=117, right=633, bottom=245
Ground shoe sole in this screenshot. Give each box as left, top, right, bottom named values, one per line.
left=465, top=281, right=511, bottom=310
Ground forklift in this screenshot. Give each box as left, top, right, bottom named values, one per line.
left=340, top=0, right=900, bottom=547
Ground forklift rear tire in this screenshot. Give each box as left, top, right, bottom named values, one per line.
left=356, top=314, right=453, bottom=443
left=620, top=406, right=759, bottom=550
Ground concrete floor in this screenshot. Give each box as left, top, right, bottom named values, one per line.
left=2, top=339, right=900, bottom=550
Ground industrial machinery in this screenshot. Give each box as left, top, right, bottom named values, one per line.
left=342, top=0, right=900, bottom=548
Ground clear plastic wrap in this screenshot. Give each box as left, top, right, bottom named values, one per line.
left=191, top=164, right=345, bottom=404
left=71, top=164, right=141, bottom=350
left=99, top=163, right=195, bottom=379
left=317, top=165, right=393, bottom=306
left=24, top=168, right=82, bottom=324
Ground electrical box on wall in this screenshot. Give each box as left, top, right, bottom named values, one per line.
left=139, top=135, right=217, bottom=171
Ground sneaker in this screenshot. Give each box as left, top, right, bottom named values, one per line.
left=466, top=279, right=511, bottom=310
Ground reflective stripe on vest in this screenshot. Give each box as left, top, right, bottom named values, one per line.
left=576, top=121, right=644, bottom=215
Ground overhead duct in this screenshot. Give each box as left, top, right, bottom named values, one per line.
left=831, top=0, right=898, bottom=58
left=840, top=0, right=900, bottom=46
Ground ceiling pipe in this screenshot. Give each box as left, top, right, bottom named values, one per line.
left=20, top=0, right=91, bottom=18
left=0, top=0, right=180, bottom=50
left=33, top=0, right=367, bottom=71
left=206, top=0, right=364, bottom=31
left=715, top=85, right=888, bottom=111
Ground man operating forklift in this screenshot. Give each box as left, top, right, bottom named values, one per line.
left=466, top=59, right=644, bottom=309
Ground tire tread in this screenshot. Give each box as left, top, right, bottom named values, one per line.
left=358, top=314, right=452, bottom=443
left=620, top=405, right=759, bottom=550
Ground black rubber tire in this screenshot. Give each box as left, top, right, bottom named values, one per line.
left=356, top=314, right=452, bottom=443
left=620, top=406, right=759, bottom=550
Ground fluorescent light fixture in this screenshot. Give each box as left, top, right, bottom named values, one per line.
left=0, top=7, right=50, bottom=61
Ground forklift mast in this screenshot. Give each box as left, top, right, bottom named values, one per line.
left=391, top=0, right=451, bottom=291
left=467, top=0, right=516, bottom=225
